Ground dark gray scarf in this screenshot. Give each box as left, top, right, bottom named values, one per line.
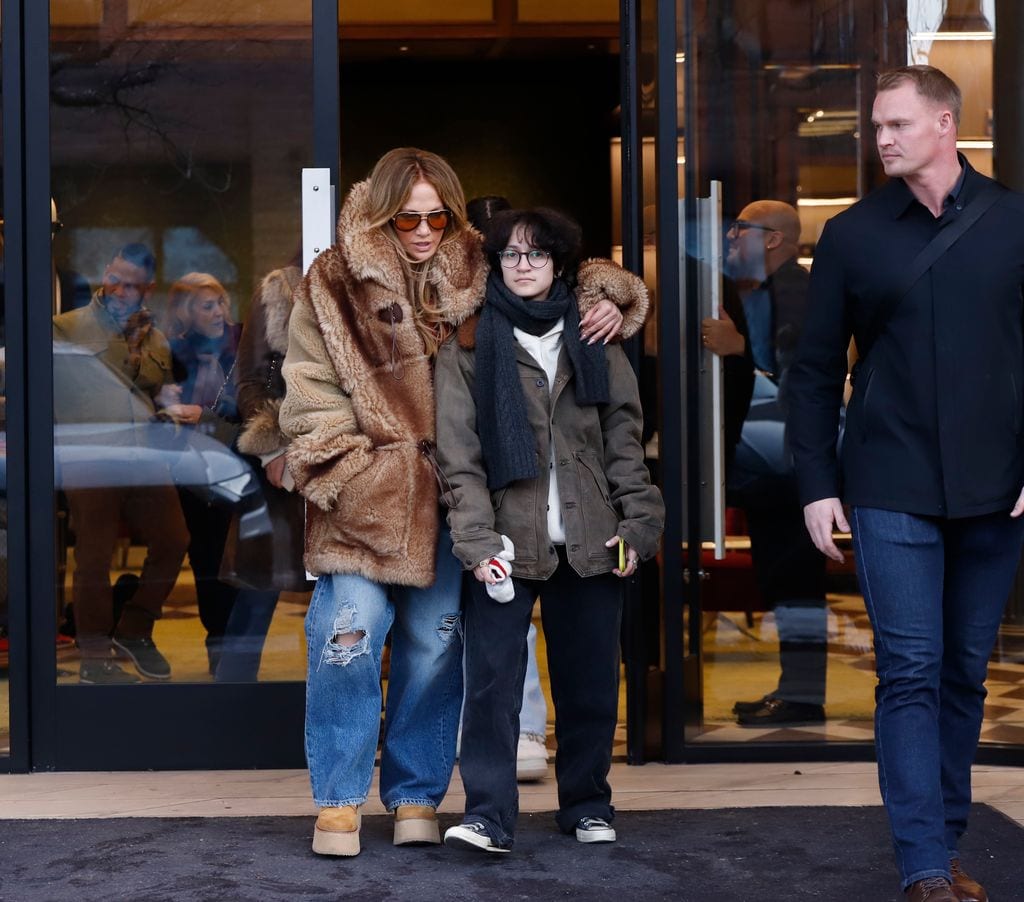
left=474, top=271, right=608, bottom=490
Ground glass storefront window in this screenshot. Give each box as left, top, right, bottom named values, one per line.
left=663, top=0, right=1022, bottom=751
left=49, top=2, right=313, bottom=687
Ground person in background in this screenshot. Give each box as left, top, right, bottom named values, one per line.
left=215, top=257, right=311, bottom=683
left=162, top=272, right=243, bottom=675
left=53, top=243, right=188, bottom=684
left=437, top=207, right=664, bottom=854
left=701, top=200, right=829, bottom=727
left=788, top=65, right=1022, bottom=902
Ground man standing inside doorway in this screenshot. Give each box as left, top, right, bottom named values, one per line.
left=788, top=65, right=1024, bottom=902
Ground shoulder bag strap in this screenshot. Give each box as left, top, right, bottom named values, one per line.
left=857, top=182, right=1005, bottom=364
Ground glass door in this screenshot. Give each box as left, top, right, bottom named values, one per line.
left=636, top=0, right=1023, bottom=762
left=34, top=0, right=327, bottom=769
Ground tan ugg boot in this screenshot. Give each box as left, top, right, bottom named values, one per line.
left=312, top=805, right=361, bottom=856
left=393, top=805, right=440, bottom=846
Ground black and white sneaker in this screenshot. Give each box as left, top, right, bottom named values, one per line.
left=112, top=636, right=172, bottom=680
left=443, top=821, right=510, bottom=854
left=575, top=816, right=616, bottom=843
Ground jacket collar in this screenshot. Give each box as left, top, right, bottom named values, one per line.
left=885, top=152, right=977, bottom=219
left=337, top=179, right=487, bottom=328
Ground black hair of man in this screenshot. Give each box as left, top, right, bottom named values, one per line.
left=112, top=243, right=157, bottom=283
left=466, top=195, right=511, bottom=233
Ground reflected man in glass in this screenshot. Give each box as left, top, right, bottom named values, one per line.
left=702, top=201, right=828, bottom=727
left=53, top=243, right=189, bottom=684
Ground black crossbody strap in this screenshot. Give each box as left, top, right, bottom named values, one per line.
left=858, top=182, right=1004, bottom=363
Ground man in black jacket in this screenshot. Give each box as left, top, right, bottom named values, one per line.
left=788, top=65, right=1022, bottom=902
left=703, top=201, right=828, bottom=728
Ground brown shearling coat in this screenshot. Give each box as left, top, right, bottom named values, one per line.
left=279, top=182, right=488, bottom=586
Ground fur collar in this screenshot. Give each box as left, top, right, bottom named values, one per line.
left=259, top=266, right=302, bottom=355
left=337, top=179, right=486, bottom=327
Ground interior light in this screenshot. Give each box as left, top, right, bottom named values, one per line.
left=911, top=31, right=993, bottom=41
left=797, top=197, right=858, bottom=207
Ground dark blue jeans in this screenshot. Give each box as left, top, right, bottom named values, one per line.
left=851, top=507, right=1024, bottom=890
left=459, top=552, right=623, bottom=847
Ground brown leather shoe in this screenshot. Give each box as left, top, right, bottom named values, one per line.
left=312, top=805, right=360, bottom=856
left=393, top=804, right=440, bottom=845
left=905, top=877, right=957, bottom=902
left=949, top=859, right=988, bottom=902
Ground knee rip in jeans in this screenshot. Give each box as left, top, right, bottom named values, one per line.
left=321, top=603, right=369, bottom=667
left=436, top=612, right=462, bottom=647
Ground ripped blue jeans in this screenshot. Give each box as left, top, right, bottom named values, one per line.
left=304, top=525, right=464, bottom=810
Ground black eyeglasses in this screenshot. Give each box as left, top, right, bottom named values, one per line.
left=728, top=219, right=777, bottom=235
left=497, top=248, right=552, bottom=269
left=391, top=209, right=451, bottom=232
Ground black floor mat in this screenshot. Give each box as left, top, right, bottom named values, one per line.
left=1, top=805, right=1022, bottom=901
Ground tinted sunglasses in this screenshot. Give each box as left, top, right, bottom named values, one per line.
left=391, top=209, right=451, bottom=232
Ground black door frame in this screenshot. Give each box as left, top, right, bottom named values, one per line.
left=2, top=0, right=339, bottom=772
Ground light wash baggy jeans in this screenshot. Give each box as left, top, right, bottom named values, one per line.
left=304, top=523, right=464, bottom=810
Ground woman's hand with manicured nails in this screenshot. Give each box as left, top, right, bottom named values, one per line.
left=580, top=299, right=624, bottom=345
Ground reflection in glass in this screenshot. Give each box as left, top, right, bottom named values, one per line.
left=50, top=3, right=313, bottom=685
left=683, top=3, right=1022, bottom=750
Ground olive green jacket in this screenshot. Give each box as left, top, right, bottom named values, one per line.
left=435, top=317, right=664, bottom=580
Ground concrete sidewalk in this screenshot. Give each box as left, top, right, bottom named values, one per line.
left=1, top=762, right=1022, bottom=825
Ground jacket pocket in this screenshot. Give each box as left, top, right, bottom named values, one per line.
left=856, top=365, right=875, bottom=442
left=574, top=450, right=621, bottom=559
left=493, top=480, right=540, bottom=563
left=331, top=444, right=412, bottom=556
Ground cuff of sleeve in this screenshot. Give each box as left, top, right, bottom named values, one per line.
left=617, top=522, right=662, bottom=562
left=451, top=529, right=505, bottom=571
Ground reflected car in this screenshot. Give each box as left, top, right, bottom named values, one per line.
left=42, top=340, right=271, bottom=540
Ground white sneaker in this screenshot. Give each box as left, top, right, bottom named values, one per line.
left=516, top=734, right=548, bottom=782
left=575, top=816, right=616, bottom=843
left=444, top=822, right=511, bottom=854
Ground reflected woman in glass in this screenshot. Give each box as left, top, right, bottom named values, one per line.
left=163, top=273, right=242, bottom=675
left=214, top=255, right=310, bottom=683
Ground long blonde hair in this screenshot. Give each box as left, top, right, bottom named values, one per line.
left=365, top=147, right=469, bottom=355
left=164, top=272, right=233, bottom=340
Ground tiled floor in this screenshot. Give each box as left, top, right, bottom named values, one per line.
left=1, top=762, right=1022, bottom=830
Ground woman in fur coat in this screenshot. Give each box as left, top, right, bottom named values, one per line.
left=279, top=148, right=641, bottom=858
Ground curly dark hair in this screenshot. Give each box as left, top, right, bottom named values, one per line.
left=483, top=207, right=583, bottom=281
